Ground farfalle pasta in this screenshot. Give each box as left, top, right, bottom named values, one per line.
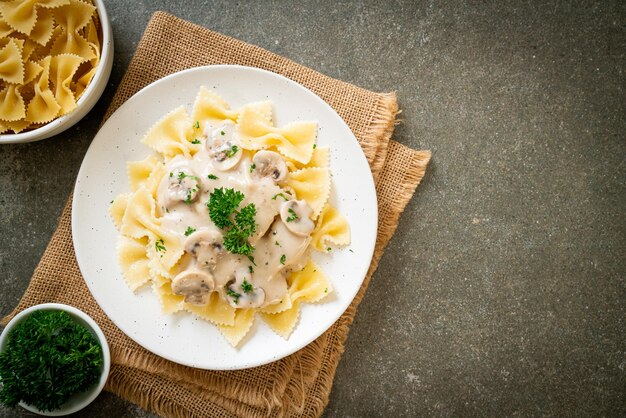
left=110, top=88, right=352, bottom=347
left=0, top=0, right=101, bottom=134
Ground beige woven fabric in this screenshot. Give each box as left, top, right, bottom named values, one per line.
left=3, top=12, right=431, bottom=418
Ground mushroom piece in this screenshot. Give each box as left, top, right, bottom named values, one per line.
left=171, top=270, right=214, bottom=305
left=184, top=230, right=224, bottom=268
left=280, top=199, right=315, bottom=236
left=251, top=150, right=288, bottom=182
left=224, top=274, right=266, bottom=309
left=206, top=121, right=242, bottom=171
left=166, top=168, right=201, bottom=204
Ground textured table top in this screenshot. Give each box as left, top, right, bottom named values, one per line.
left=1, top=1, right=624, bottom=417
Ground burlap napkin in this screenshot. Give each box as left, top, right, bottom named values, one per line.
left=3, top=12, right=431, bottom=418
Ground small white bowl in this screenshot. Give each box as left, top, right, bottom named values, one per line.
left=0, top=303, right=111, bottom=416
left=0, top=0, right=114, bottom=144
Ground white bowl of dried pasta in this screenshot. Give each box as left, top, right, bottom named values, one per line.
left=0, top=0, right=113, bottom=145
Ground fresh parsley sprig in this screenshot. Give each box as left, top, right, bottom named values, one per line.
left=206, top=188, right=257, bottom=257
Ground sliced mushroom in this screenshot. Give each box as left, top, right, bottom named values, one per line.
left=206, top=121, right=242, bottom=171
left=251, top=150, right=287, bottom=182
left=166, top=168, right=201, bottom=204
left=171, top=270, right=214, bottom=305
left=184, top=230, right=224, bottom=268
left=224, top=268, right=265, bottom=308
left=280, top=199, right=314, bottom=236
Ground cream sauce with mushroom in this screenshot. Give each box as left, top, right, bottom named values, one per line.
left=155, top=121, right=313, bottom=308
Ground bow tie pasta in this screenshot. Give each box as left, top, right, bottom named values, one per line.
left=0, top=0, right=101, bottom=134
left=110, top=88, right=351, bottom=347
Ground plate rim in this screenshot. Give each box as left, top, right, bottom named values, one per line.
left=72, top=64, right=378, bottom=370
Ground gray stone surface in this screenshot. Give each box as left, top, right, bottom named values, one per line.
left=1, top=0, right=624, bottom=416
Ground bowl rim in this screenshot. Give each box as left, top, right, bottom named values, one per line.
left=0, top=0, right=112, bottom=144
left=0, top=303, right=111, bottom=416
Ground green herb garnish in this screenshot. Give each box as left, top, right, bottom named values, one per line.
left=186, top=185, right=199, bottom=204
left=0, top=310, right=103, bottom=412
left=250, top=163, right=256, bottom=173
left=225, top=145, right=238, bottom=158
left=241, top=279, right=253, bottom=293
left=220, top=130, right=225, bottom=136
left=286, top=208, right=299, bottom=222
left=193, top=120, right=199, bottom=129
left=326, top=247, right=332, bottom=252
left=248, top=265, right=254, bottom=273
left=280, top=254, right=286, bottom=265
left=155, top=238, right=166, bottom=252
left=226, top=288, right=241, bottom=304
left=207, top=174, right=219, bottom=180
left=313, top=144, right=317, bottom=149
left=206, top=188, right=256, bottom=257
left=190, top=138, right=201, bottom=144
left=275, top=241, right=280, bottom=246
left=207, top=188, right=245, bottom=229
left=184, top=226, right=196, bottom=236
left=272, top=193, right=288, bottom=201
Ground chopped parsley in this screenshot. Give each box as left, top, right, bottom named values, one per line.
left=178, top=171, right=196, bottom=180
left=193, top=120, right=199, bottom=129
left=248, top=265, right=254, bottom=274
left=225, top=145, right=239, bottom=158
left=207, top=174, right=219, bottom=180
left=0, top=310, right=103, bottom=412
left=272, top=193, right=289, bottom=201
left=280, top=254, right=286, bottom=265
left=241, top=279, right=253, bottom=293
left=275, top=240, right=280, bottom=246
left=324, top=287, right=328, bottom=293
left=190, top=138, right=201, bottom=144
left=155, top=238, right=166, bottom=252
left=313, top=143, right=317, bottom=149
left=286, top=208, right=299, bottom=222
left=326, top=247, right=332, bottom=252
left=186, top=185, right=199, bottom=204
left=172, top=172, right=200, bottom=204
left=184, top=226, right=196, bottom=236
left=349, top=249, right=354, bottom=253
left=206, top=188, right=256, bottom=257
left=250, top=163, right=256, bottom=173
left=220, top=130, right=225, bottom=136
left=226, top=288, right=241, bottom=304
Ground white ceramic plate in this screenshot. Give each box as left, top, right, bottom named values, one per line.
left=72, top=65, right=377, bottom=370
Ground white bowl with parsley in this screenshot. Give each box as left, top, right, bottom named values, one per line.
left=0, top=303, right=111, bottom=416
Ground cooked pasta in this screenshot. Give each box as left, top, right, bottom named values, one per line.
left=111, top=88, right=351, bottom=347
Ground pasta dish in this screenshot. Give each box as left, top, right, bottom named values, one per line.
left=110, top=87, right=350, bottom=346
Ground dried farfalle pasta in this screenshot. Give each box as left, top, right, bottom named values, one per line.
left=0, top=0, right=101, bottom=134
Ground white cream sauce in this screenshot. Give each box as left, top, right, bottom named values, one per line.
left=156, top=121, right=313, bottom=308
